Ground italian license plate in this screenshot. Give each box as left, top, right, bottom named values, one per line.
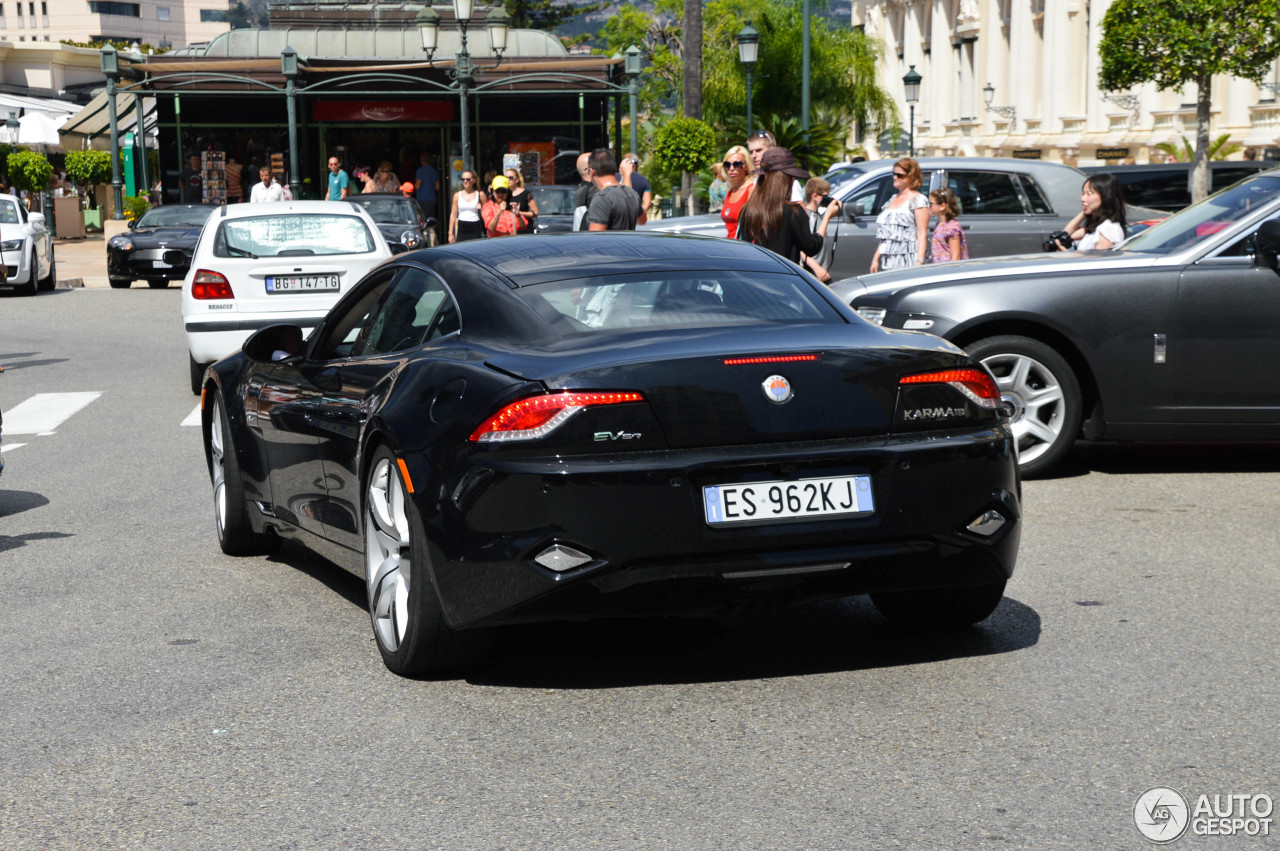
left=703, top=475, right=874, bottom=525
left=266, top=274, right=339, bottom=293
left=153, top=259, right=172, bottom=268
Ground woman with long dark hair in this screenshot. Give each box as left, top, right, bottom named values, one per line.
left=1058, top=173, right=1127, bottom=250
left=736, top=148, right=833, bottom=273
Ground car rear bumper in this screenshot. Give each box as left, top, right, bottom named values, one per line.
left=410, top=427, right=1021, bottom=628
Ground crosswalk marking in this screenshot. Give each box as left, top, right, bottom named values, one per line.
left=182, top=405, right=202, bottom=427
left=3, top=392, right=102, bottom=435
left=2, top=443, right=26, bottom=452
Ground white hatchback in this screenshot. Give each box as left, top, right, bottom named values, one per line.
left=181, top=200, right=393, bottom=393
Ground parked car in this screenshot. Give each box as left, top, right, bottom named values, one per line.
left=347, top=193, right=435, bottom=253
left=642, top=158, right=1162, bottom=281
left=200, top=232, right=1021, bottom=677
left=1082, top=161, right=1272, bottom=213
left=107, top=204, right=218, bottom=289
left=526, top=184, right=577, bottom=233
left=831, top=170, right=1280, bottom=477
left=181, top=200, right=393, bottom=394
left=0, top=193, right=55, bottom=296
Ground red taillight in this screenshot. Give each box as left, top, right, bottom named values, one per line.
left=900, top=368, right=1000, bottom=408
left=192, top=270, right=233, bottom=300
left=469, top=391, right=645, bottom=443
left=722, top=354, right=820, bottom=366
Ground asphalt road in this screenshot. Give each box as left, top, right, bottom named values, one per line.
left=2, top=288, right=1278, bottom=849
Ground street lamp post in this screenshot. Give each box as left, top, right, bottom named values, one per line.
left=902, top=65, right=921, bottom=158
left=624, top=45, right=642, bottom=158
left=282, top=46, right=301, bottom=200
left=101, top=44, right=124, bottom=219
left=737, top=22, right=759, bottom=137
left=416, top=2, right=509, bottom=173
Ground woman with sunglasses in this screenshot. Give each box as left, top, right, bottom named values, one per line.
left=504, top=167, right=539, bottom=233
left=870, top=158, right=929, bottom=273
left=372, top=160, right=400, bottom=194
left=449, top=171, right=485, bottom=243
left=718, top=146, right=754, bottom=240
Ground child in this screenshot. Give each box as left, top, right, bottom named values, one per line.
left=929, top=188, right=968, bottom=262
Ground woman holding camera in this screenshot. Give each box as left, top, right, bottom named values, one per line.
left=737, top=148, right=831, bottom=275
left=870, top=158, right=930, bottom=272
left=1055, top=173, right=1127, bottom=250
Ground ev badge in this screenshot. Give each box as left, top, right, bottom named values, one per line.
left=762, top=374, right=793, bottom=404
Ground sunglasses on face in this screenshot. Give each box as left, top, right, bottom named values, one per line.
left=723, top=160, right=747, bottom=169
left=893, top=171, right=908, bottom=178
left=462, top=177, right=475, bottom=182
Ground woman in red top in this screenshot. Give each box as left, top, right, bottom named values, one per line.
left=719, top=145, right=753, bottom=240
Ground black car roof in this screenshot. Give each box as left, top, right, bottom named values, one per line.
left=424, top=231, right=791, bottom=286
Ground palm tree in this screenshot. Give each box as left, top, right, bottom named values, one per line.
left=1155, top=133, right=1241, bottom=163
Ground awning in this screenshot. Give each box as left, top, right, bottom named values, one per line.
left=58, top=91, right=157, bottom=142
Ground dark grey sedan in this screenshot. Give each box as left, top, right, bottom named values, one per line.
left=644, top=157, right=1161, bottom=281
left=832, top=171, right=1280, bottom=476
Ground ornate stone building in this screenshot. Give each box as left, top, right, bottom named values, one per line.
left=852, top=0, right=1280, bottom=165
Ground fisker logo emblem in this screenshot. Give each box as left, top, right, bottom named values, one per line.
left=594, top=431, right=642, bottom=442
left=763, top=375, right=793, bottom=404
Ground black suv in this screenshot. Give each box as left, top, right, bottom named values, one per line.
left=1082, top=161, right=1272, bottom=212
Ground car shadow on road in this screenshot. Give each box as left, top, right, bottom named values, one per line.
left=1045, top=440, right=1280, bottom=478
left=470, top=595, right=1041, bottom=689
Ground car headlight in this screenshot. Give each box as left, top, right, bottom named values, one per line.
left=0, top=238, right=23, bottom=252
left=109, top=236, right=133, bottom=251
left=855, top=306, right=886, bottom=325
left=400, top=230, right=423, bottom=249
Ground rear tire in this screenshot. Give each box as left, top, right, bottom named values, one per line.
left=965, top=335, right=1081, bottom=478
left=189, top=354, right=207, bottom=396
left=208, top=393, right=278, bottom=556
left=364, top=446, right=489, bottom=677
left=108, top=277, right=133, bottom=289
left=870, top=581, right=1007, bottom=629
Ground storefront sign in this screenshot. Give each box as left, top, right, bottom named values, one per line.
left=1012, top=149, right=1043, bottom=159
left=313, top=101, right=455, bottom=122
left=1096, top=147, right=1130, bottom=160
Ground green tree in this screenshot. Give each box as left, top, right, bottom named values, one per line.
left=651, top=116, right=717, bottom=214
left=1155, top=133, right=1241, bottom=163
left=6, top=150, right=53, bottom=194
left=504, top=0, right=603, bottom=31
left=1099, top=0, right=1280, bottom=203
left=64, top=150, right=115, bottom=209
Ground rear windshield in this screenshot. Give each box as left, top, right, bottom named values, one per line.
left=516, top=270, right=843, bottom=335
left=137, top=206, right=214, bottom=228
left=1122, top=175, right=1280, bottom=256
left=212, top=214, right=377, bottom=258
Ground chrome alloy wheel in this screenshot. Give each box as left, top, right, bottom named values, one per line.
left=210, top=396, right=230, bottom=537
left=980, top=351, right=1067, bottom=468
left=366, top=456, right=412, bottom=653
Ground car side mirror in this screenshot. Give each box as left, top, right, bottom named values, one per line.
left=1254, top=219, right=1280, bottom=271
left=29, top=212, right=45, bottom=227
left=127, top=218, right=136, bottom=229
left=243, top=323, right=305, bottom=363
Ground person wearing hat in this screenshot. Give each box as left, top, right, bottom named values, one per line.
left=481, top=175, right=521, bottom=237
left=399, top=181, right=415, bottom=198
left=737, top=147, right=835, bottom=279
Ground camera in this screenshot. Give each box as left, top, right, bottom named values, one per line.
left=819, top=194, right=835, bottom=208
left=1043, top=230, right=1073, bottom=252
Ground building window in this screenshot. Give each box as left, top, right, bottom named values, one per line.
left=88, top=1, right=140, bottom=15
left=199, top=8, right=226, bottom=21
left=156, top=5, right=167, bottom=18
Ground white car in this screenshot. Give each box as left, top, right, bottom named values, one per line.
left=182, top=200, right=394, bottom=393
left=0, top=194, right=55, bottom=296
